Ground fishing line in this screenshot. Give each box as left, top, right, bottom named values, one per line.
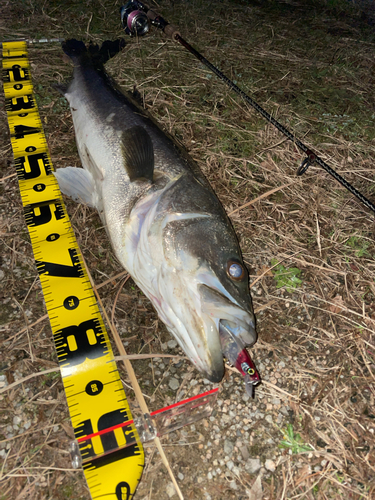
left=120, top=0, right=375, bottom=216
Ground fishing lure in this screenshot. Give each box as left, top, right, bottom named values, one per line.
left=219, top=322, right=260, bottom=398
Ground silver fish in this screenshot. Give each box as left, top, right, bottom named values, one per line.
left=54, top=39, right=257, bottom=383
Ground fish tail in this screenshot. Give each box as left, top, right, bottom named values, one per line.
left=62, top=39, right=87, bottom=61
left=62, top=39, right=126, bottom=67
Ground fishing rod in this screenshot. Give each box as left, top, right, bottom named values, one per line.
left=120, top=0, right=375, bottom=216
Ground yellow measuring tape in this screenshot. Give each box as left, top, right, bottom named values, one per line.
left=2, top=41, right=144, bottom=500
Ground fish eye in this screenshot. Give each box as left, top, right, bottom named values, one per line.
left=227, top=260, right=245, bottom=281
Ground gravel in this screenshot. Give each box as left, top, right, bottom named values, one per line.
left=168, top=378, right=180, bottom=391
left=223, top=439, right=234, bottom=455
left=149, top=356, right=296, bottom=490
left=265, top=459, right=276, bottom=472
left=245, top=458, right=262, bottom=474
left=166, top=482, right=176, bottom=498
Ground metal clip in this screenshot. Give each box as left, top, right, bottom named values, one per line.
left=70, top=440, right=82, bottom=469
left=297, top=157, right=310, bottom=175
left=134, top=413, right=157, bottom=442
left=297, top=151, right=316, bottom=176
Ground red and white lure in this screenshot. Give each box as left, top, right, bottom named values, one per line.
left=219, top=322, right=260, bottom=398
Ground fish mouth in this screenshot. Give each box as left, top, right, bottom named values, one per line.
left=194, top=283, right=256, bottom=383
left=199, top=284, right=257, bottom=348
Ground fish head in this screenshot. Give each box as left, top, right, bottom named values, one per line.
left=161, top=212, right=256, bottom=383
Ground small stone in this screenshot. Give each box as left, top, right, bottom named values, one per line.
left=223, top=439, right=234, bottom=455
left=167, top=339, right=178, bottom=349
left=221, top=414, right=231, bottom=424
left=245, top=458, right=261, bottom=474
left=178, top=473, right=184, bottom=480
left=242, top=392, right=250, bottom=402
left=280, top=406, right=290, bottom=416
left=229, top=480, right=238, bottom=490
left=166, top=482, right=176, bottom=498
left=226, top=460, right=234, bottom=471
left=13, top=416, right=22, bottom=426
left=169, top=378, right=179, bottom=391
left=240, top=445, right=249, bottom=460
left=265, top=459, right=276, bottom=472
left=232, top=466, right=240, bottom=477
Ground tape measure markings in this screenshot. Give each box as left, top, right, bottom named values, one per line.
left=2, top=41, right=144, bottom=500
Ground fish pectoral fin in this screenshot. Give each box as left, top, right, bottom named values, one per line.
left=121, top=126, right=154, bottom=183
left=54, top=167, right=98, bottom=208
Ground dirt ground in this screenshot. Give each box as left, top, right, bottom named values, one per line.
left=1, top=0, right=375, bottom=499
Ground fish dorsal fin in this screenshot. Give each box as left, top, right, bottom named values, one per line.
left=122, top=126, right=154, bottom=182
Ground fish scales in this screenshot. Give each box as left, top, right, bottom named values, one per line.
left=55, top=39, right=257, bottom=385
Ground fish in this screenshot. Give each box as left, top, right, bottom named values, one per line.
left=54, top=39, right=258, bottom=385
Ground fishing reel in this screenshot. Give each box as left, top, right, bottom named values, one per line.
left=121, top=0, right=150, bottom=37
left=121, top=0, right=178, bottom=39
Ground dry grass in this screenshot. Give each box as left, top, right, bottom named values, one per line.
left=1, top=0, right=375, bottom=499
